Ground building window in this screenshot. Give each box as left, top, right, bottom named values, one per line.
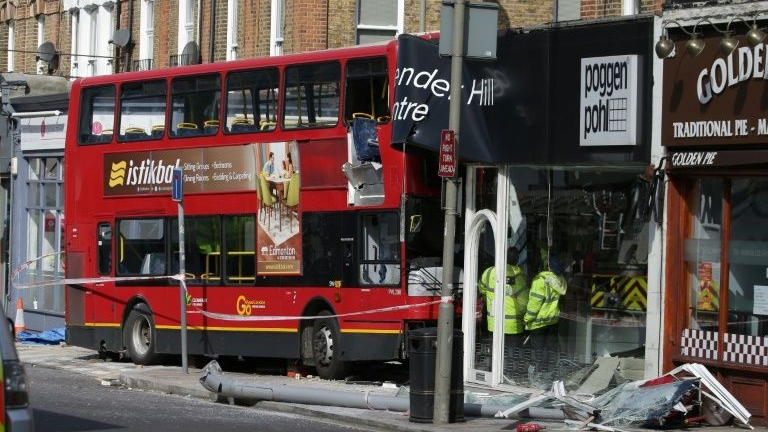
left=23, top=156, right=65, bottom=314
left=88, top=8, right=98, bottom=76
left=178, top=0, right=194, bottom=51
left=138, top=0, right=154, bottom=69
left=356, top=0, right=403, bottom=45
left=682, top=177, right=768, bottom=367
left=270, top=0, right=284, bottom=56
left=7, top=20, right=14, bottom=72
left=36, top=14, right=45, bottom=74
left=556, top=0, right=581, bottom=22
left=226, top=0, right=238, bottom=61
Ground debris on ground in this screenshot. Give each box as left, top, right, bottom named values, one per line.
left=494, top=359, right=751, bottom=430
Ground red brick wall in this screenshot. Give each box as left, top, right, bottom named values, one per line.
left=0, top=0, right=667, bottom=75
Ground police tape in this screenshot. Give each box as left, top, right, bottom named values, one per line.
left=11, top=253, right=445, bottom=322
left=10, top=252, right=177, bottom=289
left=199, top=298, right=444, bottom=321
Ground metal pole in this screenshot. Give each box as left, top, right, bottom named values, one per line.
left=433, top=0, right=465, bottom=424
left=178, top=201, right=188, bottom=374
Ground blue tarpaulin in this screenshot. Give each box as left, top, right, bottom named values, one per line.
left=17, top=327, right=65, bottom=345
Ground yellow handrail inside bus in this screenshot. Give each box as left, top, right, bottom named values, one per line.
left=260, top=121, right=276, bottom=130
left=177, top=122, right=198, bottom=129
left=231, top=118, right=254, bottom=125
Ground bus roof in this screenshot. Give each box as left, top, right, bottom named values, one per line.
left=75, top=39, right=399, bottom=87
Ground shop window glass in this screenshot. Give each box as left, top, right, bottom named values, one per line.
left=684, top=179, right=722, bottom=336
left=727, top=178, right=768, bottom=338
left=23, top=156, right=65, bottom=314
left=468, top=166, right=650, bottom=387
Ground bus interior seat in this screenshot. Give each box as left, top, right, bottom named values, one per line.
left=230, top=119, right=257, bottom=133
left=141, top=252, right=166, bottom=275
left=124, top=127, right=147, bottom=141
left=176, top=123, right=200, bottom=137
left=350, top=117, right=380, bottom=163
left=91, top=129, right=113, bottom=143
left=203, top=119, right=220, bottom=134
left=151, top=125, right=165, bottom=138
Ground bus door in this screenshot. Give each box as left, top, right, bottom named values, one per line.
left=93, top=222, right=117, bottom=324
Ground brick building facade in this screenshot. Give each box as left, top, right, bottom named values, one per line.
left=0, top=0, right=663, bottom=77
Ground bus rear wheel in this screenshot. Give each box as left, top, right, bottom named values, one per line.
left=124, top=308, right=158, bottom=365
left=312, top=311, right=348, bottom=380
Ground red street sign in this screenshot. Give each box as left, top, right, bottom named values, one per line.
left=438, top=129, right=456, bottom=178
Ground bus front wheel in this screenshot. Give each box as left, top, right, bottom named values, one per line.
left=312, top=311, right=348, bottom=380
left=124, top=308, right=158, bottom=365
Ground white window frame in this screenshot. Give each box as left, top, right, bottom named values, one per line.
left=556, top=0, right=581, bottom=22
left=178, top=0, right=195, bottom=54
left=355, top=0, right=403, bottom=45
left=7, top=20, right=14, bottom=72
left=139, top=0, right=155, bottom=63
left=226, top=0, right=238, bottom=60
left=69, top=8, right=79, bottom=77
left=270, top=0, right=284, bottom=56
left=36, top=14, right=45, bottom=74
left=88, top=8, right=97, bottom=76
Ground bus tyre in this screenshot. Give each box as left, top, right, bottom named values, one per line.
left=312, top=311, right=348, bottom=380
left=124, top=308, right=158, bottom=365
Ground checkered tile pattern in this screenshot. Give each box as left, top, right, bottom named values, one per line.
left=680, top=329, right=718, bottom=360
left=724, top=333, right=768, bottom=366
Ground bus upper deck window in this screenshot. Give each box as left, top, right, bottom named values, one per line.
left=171, top=74, right=222, bottom=138
left=79, top=85, right=116, bottom=145
left=344, top=57, right=389, bottom=124
left=225, top=68, right=279, bottom=134
left=283, top=62, right=340, bottom=130
left=118, top=80, right=167, bottom=142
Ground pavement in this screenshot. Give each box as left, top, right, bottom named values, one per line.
left=15, top=342, right=768, bottom=432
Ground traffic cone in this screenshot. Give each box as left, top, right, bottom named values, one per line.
left=14, top=298, right=26, bottom=337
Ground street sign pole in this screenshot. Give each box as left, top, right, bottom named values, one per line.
left=433, top=0, right=465, bottom=424
left=172, top=168, right=188, bottom=374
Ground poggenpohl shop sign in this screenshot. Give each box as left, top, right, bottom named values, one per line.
left=662, top=34, right=768, bottom=147
left=579, top=55, right=639, bottom=146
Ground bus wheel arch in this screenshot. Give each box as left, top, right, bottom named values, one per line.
left=123, top=301, right=159, bottom=365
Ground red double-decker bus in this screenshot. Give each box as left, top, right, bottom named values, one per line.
left=64, top=38, right=455, bottom=379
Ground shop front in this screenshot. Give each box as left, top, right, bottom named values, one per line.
left=392, top=16, right=662, bottom=391
left=660, top=24, right=768, bottom=423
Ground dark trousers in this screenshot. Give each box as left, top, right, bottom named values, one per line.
left=528, top=323, right=559, bottom=372
left=504, top=333, right=527, bottom=378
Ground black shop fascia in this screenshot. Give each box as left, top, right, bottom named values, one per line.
left=391, top=16, right=654, bottom=167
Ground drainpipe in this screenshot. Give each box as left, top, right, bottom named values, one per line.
left=420, top=0, right=425, bottom=32
left=209, top=0, right=216, bottom=62
left=199, top=360, right=511, bottom=418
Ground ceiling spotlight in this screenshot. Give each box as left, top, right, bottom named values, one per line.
left=655, top=34, right=675, bottom=58
left=686, top=35, right=706, bottom=57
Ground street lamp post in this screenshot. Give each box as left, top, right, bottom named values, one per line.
left=433, top=0, right=465, bottom=424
